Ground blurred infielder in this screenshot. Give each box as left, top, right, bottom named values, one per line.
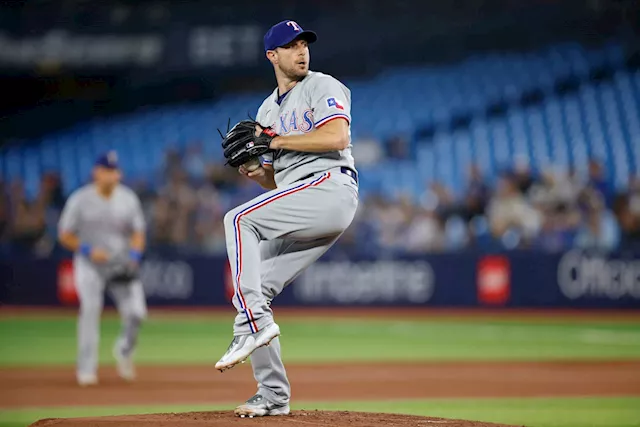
left=57, top=152, right=147, bottom=386
left=216, top=20, right=359, bottom=417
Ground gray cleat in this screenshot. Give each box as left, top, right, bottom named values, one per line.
left=215, top=323, right=280, bottom=372
left=234, top=394, right=290, bottom=418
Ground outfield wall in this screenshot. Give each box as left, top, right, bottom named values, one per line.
left=1, top=250, right=639, bottom=308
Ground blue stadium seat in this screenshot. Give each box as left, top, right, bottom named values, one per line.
left=0, top=40, right=635, bottom=202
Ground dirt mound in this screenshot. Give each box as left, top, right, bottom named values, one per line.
left=29, top=410, right=524, bottom=427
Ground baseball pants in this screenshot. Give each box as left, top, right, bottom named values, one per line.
left=223, top=167, right=359, bottom=405
left=74, top=260, right=147, bottom=377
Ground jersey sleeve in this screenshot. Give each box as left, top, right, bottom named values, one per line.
left=261, top=152, right=273, bottom=166
left=310, top=76, right=351, bottom=128
left=130, top=193, right=146, bottom=233
left=57, top=192, right=81, bottom=234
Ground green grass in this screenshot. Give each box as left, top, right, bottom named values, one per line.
left=1, top=397, right=639, bottom=427
left=1, top=315, right=640, bottom=366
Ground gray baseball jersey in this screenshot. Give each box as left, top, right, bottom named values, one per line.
left=58, top=183, right=147, bottom=378
left=59, top=183, right=146, bottom=271
left=256, top=71, right=356, bottom=186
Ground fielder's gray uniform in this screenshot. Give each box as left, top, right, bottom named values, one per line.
left=223, top=71, right=359, bottom=405
left=58, top=184, right=147, bottom=377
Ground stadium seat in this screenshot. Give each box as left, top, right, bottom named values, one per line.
left=1, top=40, right=637, bottom=201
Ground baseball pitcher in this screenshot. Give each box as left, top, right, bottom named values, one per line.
left=57, top=151, right=147, bottom=386
left=216, top=20, right=359, bottom=418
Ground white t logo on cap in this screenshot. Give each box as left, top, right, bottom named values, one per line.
left=107, top=151, right=118, bottom=163
left=286, top=21, right=301, bottom=31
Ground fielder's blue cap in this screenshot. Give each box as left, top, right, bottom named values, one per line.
left=95, top=150, right=119, bottom=169
left=264, top=20, right=317, bottom=53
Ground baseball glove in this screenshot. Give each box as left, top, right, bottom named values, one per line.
left=220, top=120, right=277, bottom=168
left=105, top=263, right=139, bottom=287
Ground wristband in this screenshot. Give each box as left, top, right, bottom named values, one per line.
left=79, top=243, right=92, bottom=257
left=129, top=249, right=142, bottom=262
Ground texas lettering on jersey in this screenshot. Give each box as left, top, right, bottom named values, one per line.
left=269, top=108, right=314, bottom=135
left=269, top=96, right=346, bottom=135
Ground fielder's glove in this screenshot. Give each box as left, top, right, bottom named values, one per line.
left=105, top=263, right=139, bottom=287
left=220, top=120, right=277, bottom=168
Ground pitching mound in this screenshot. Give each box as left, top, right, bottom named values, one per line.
left=30, top=410, right=523, bottom=427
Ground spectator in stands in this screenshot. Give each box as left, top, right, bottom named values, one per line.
left=131, top=179, right=155, bottom=208
left=535, top=203, right=581, bottom=252
left=386, top=135, right=410, bottom=160
left=421, top=182, right=455, bottom=219
left=129, top=179, right=156, bottom=247
left=38, top=173, right=65, bottom=256
left=627, top=175, right=640, bottom=216
left=162, top=148, right=183, bottom=178
left=368, top=194, right=412, bottom=253
left=613, top=186, right=640, bottom=251
left=487, top=173, right=542, bottom=246
left=161, top=169, right=198, bottom=213
left=460, top=164, right=489, bottom=222
left=587, top=158, right=614, bottom=207
left=40, top=172, right=66, bottom=210
left=154, top=169, right=198, bottom=247
left=528, top=167, right=582, bottom=209
left=149, top=196, right=175, bottom=247
left=7, top=180, right=48, bottom=255
left=194, top=181, right=226, bottom=254
left=206, top=163, right=242, bottom=191
left=403, top=205, right=444, bottom=253
left=527, top=168, right=581, bottom=251
left=512, top=155, right=536, bottom=194
left=355, top=194, right=386, bottom=255
left=442, top=215, right=470, bottom=250
left=575, top=191, right=620, bottom=252
left=566, top=167, right=586, bottom=204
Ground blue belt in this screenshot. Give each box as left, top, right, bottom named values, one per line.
left=299, top=167, right=358, bottom=184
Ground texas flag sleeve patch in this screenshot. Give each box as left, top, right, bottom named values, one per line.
left=326, top=97, right=345, bottom=110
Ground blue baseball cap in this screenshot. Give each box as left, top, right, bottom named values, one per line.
left=95, top=151, right=119, bottom=169
left=264, top=20, right=317, bottom=53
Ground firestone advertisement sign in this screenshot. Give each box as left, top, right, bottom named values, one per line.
left=1, top=251, right=637, bottom=308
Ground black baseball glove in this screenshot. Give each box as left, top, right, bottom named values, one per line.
left=105, top=263, right=139, bottom=287
left=220, top=120, right=277, bottom=168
